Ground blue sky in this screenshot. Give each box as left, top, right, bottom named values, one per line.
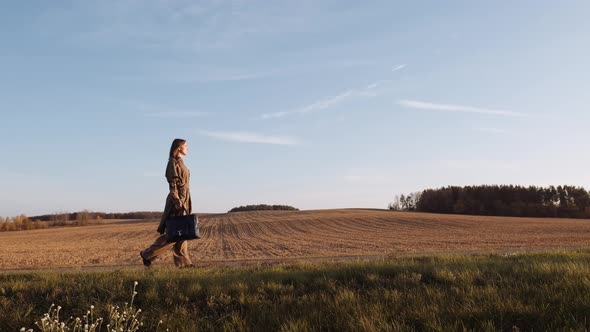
left=1, top=1, right=589, bottom=216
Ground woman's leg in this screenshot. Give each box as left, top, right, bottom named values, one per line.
left=173, top=240, right=193, bottom=267
left=141, top=234, right=175, bottom=264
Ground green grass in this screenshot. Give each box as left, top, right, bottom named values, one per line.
left=2, top=250, right=590, bottom=331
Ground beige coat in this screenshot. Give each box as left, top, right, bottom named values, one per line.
left=157, top=157, right=192, bottom=233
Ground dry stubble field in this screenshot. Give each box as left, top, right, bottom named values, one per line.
left=1, top=209, right=590, bottom=270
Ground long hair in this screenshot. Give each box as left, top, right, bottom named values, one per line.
left=169, top=138, right=187, bottom=158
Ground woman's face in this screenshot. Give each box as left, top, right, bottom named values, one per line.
left=179, top=143, right=189, bottom=156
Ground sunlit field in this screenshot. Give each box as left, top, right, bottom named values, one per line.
left=2, top=209, right=590, bottom=270
left=3, top=210, right=590, bottom=331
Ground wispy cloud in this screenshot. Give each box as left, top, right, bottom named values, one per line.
left=61, top=1, right=339, bottom=54
left=262, top=79, right=394, bottom=119
left=64, top=1, right=278, bottom=51
left=200, top=131, right=298, bottom=145
left=392, top=64, right=406, bottom=72
left=144, top=111, right=208, bottom=118
left=113, top=100, right=209, bottom=118
left=441, top=160, right=521, bottom=171
left=53, top=2, right=387, bottom=85
left=473, top=127, right=507, bottom=134
left=398, top=100, right=532, bottom=117
left=154, top=59, right=376, bottom=84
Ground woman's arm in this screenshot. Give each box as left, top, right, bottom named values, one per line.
left=166, top=160, right=183, bottom=209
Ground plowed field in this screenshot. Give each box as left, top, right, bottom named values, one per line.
left=2, top=209, right=590, bottom=270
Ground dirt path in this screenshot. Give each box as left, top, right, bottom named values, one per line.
left=2, top=246, right=586, bottom=275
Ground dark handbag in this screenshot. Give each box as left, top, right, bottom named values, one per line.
left=165, top=213, right=201, bottom=242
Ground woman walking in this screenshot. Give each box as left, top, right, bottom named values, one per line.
left=140, top=138, right=194, bottom=268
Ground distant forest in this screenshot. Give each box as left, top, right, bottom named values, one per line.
left=229, top=204, right=299, bottom=212
left=29, top=211, right=161, bottom=222
left=2, top=211, right=161, bottom=232
left=390, top=185, right=590, bottom=219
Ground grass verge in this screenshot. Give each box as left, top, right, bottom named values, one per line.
left=2, top=250, right=590, bottom=331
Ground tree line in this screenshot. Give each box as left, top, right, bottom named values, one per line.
left=0, top=213, right=104, bottom=232
left=29, top=211, right=162, bottom=222
left=0, top=211, right=163, bottom=232
left=229, top=204, right=299, bottom=212
left=390, top=185, right=590, bottom=218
